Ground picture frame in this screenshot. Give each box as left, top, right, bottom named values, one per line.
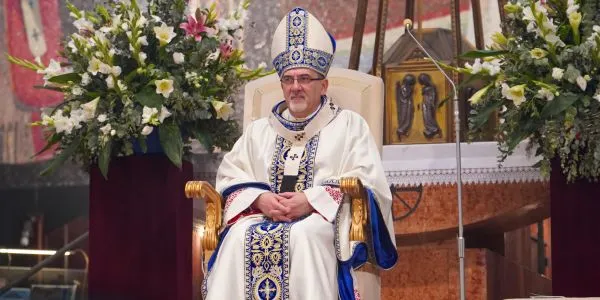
left=384, top=59, right=453, bottom=145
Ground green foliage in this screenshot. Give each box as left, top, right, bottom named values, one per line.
left=8, top=0, right=273, bottom=178
left=461, top=0, right=600, bottom=181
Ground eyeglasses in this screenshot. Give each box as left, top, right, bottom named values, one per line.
left=280, top=75, right=324, bottom=85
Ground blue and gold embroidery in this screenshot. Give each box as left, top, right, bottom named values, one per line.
left=269, top=134, right=320, bottom=193
left=244, top=222, right=293, bottom=300
left=271, top=96, right=326, bottom=131
left=272, top=8, right=334, bottom=77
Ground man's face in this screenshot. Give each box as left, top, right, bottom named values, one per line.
left=280, top=68, right=328, bottom=118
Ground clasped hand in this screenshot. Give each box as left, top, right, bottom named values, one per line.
left=253, top=192, right=313, bottom=222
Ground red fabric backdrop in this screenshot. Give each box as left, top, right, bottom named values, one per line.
left=550, top=159, right=600, bottom=296
left=88, top=155, right=193, bottom=300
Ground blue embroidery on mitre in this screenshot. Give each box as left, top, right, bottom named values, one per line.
left=271, top=7, right=335, bottom=77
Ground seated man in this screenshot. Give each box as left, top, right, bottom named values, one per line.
left=203, top=7, right=397, bottom=300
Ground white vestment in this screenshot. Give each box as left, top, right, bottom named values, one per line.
left=203, top=97, right=397, bottom=300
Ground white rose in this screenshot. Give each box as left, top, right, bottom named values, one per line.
left=81, top=73, right=91, bottom=86
left=552, top=68, right=564, bottom=80
left=100, top=123, right=112, bottom=135
left=72, top=86, right=84, bottom=96
left=173, top=52, right=185, bottom=64
left=106, top=76, right=115, bottom=89
left=111, top=66, right=122, bottom=77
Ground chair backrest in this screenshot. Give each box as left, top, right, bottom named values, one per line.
left=243, top=67, right=384, bottom=153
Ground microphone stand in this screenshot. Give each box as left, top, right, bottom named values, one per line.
left=403, top=20, right=465, bottom=300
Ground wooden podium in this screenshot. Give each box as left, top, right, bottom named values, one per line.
left=88, top=155, right=193, bottom=300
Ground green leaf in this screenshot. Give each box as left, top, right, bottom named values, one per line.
left=159, top=121, right=183, bottom=168
left=506, top=120, right=536, bottom=152
left=134, top=86, right=164, bottom=108
left=47, top=72, right=81, bottom=84
left=189, top=126, right=213, bottom=150
left=470, top=100, right=503, bottom=129
left=32, top=134, right=61, bottom=158
left=40, top=137, right=81, bottom=176
left=540, top=93, right=579, bottom=118
left=95, top=5, right=111, bottom=22
left=6, top=54, right=44, bottom=71
left=460, top=49, right=508, bottom=59
left=33, top=85, right=65, bottom=92
left=98, top=140, right=112, bottom=180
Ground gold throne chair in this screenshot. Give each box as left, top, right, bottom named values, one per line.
left=185, top=67, right=387, bottom=299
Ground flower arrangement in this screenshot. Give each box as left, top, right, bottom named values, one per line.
left=7, top=0, right=270, bottom=178
left=448, top=0, right=600, bottom=182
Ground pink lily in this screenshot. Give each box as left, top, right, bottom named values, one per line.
left=179, top=14, right=213, bottom=42
left=219, top=41, right=234, bottom=60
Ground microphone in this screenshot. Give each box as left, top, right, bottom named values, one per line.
left=402, top=18, right=466, bottom=300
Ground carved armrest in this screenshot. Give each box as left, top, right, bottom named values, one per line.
left=185, top=181, right=222, bottom=258
left=340, top=177, right=368, bottom=242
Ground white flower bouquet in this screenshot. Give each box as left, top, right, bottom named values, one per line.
left=7, top=0, right=270, bottom=178
left=445, top=0, right=600, bottom=181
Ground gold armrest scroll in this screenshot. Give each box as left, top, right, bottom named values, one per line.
left=340, top=177, right=368, bottom=242
left=185, top=181, right=222, bottom=255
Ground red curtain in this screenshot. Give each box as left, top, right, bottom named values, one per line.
left=550, top=159, right=600, bottom=296
left=88, top=155, right=193, bottom=299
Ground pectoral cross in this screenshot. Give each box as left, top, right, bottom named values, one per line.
left=293, top=132, right=305, bottom=141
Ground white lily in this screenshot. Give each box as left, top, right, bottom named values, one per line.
left=87, top=57, right=102, bottom=75
left=81, top=97, right=99, bottom=120
left=468, top=84, right=492, bottom=105
left=501, top=83, right=527, bottom=106
left=536, top=88, right=555, bottom=101
left=155, top=79, right=174, bottom=98
left=142, top=106, right=158, bottom=125
left=153, top=23, right=177, bottom=46
left=100, top=124, right=112, bottom=135
left=211, top=100, right=234, bottom=120
left=158, top=106, right=172, bottom=123
left=38, top=59, right=62, bottom=76
left=73, top=18, right=94, bottom=34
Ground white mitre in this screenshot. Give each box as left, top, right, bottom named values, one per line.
left=271, top=7, right=336, bottom=77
